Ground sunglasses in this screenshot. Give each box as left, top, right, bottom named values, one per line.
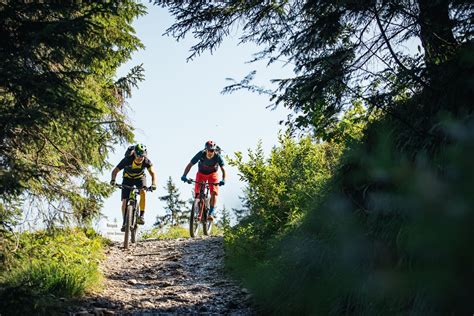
left=207, top=149, right=215, bottom=152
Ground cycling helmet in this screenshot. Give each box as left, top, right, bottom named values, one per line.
left=205, top=140, right=217, bottom=151
left=134, top=143, right=147, bottom=157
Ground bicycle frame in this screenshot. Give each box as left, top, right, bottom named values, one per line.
left=187, top=179, right=219, bottom=237
left=121, top=184, right=141, bottom=224
left=196, top=182, right=210, bottom=221
left=115, top=184, right=151, bottom=249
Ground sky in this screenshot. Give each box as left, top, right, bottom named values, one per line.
left=98, top=3, right=294, bottom=232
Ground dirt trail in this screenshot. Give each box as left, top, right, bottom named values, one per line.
left=71, top=236, right=253, bottom=315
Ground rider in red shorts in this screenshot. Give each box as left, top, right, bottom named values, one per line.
left=181, top=140, right=226, bottom=221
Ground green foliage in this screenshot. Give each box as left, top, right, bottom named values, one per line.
left=161, top=1, right=473, bottom=315
left=142, top=226, right=189, bottom=240
left=155, top=177, right=189, bottom=227
left=217, top=205, right=231, bottom=232
left=0, top=1, right=146, bottom=227
left=225, top=133, right=344, bottom=268
left=160, top=0, right=471, bottom=136
left=223, top=73, right=474, bottom=314
left=143, top=224, right=224, bottom=240
left=0, top=228, right=106, bottom=315
left=0, top=200, right=22, bottom=269
left=240, top=120, right=474, bottom=315
left=210, top=224, right=224, bottom=237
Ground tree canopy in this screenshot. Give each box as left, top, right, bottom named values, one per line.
left=160, top=0, right=472, bottom=136
left=0, top=1, right=146, bottom=227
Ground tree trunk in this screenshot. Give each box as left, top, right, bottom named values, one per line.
left=418, top=0, right=457, bottom=67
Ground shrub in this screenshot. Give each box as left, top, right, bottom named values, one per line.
left=228, top=120, right=474, bottom=315
left=0, top=228, right=106, bottom=315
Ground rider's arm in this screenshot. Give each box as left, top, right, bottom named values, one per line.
left=147, top=165, right=157, bottom=186
left=218, top=154, right=226, bottom=181
left=111, top=167, right=120, bottom=182
left=220, top=165, right=226, bottom=181
left=182, top=162, right=194, bottom=177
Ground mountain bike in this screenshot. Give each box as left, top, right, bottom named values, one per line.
left=115, top=184, right=153, bottom=249
left=186, top=179, right=220, bottom=238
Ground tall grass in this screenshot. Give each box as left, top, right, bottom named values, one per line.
left=0, top=228, right=107, bottom=315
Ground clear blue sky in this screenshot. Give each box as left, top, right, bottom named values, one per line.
left=99, top=3, right=293, bottom=230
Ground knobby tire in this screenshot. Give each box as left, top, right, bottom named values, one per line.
left=123, top=204, right=133, bottom=249
left=202, top=207, right=209, bottom=236
left=189, top=201, right=199, bottom=238
left=206, top=211, right=213, bottom=236
left=131, top=210, right=137, bottom=244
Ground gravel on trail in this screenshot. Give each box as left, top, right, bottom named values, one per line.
left=70, top=236, right=254, bottom=316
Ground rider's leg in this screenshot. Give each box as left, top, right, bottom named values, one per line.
left=137, top=177, right=147, bottom=224
left=209, top=192, right=217, bottom=217
left=139, top=189, right=146, bottom=216
left=208, top=173, right=219, bottom=219
left=138, top=189, right=146, bottom=224
left=194, top=172, right=203, bottom=199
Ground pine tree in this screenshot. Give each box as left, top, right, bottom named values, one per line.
left=0, top=1, right=146, bottom=229
left=158, top=1, right=472, bottom=139
left=232, top=198, right=250, bottom=224
left=219, top=205, right=231, bottom=230
left=156, top=177, right=188, bottom=227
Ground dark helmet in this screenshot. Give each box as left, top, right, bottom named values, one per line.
left=205, top=140, right=217, bottom=151
left=134, top=143, right=147, bottom=157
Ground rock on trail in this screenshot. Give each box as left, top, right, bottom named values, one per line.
left=71, top=236, right=254, bottom=315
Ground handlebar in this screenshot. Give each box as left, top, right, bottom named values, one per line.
left=186, top=179, right=221, bottom=186
left=114, top=183, right=154, bottom=192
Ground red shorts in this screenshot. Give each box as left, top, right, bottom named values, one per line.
left=195, top=172, right=219, bottom=197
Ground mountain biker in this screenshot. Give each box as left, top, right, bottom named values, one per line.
left=181, top=140, right=226, bottom=221
left=110, top=144, right=157, bottom=231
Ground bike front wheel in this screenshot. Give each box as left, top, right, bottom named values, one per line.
left=123, top=205, right=133, bottom=249
left=189, top=200, right=202, bottom=238
left=131, top=223, right=137, bottom=243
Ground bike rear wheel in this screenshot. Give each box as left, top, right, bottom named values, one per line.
left=123, top=205, right=133, bottom=249
left=202, top=208, right=210, bottom=236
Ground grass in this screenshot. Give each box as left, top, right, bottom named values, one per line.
left=0, top=227, right=107, bottom=316
left=142, top=224, right=225, bottom=240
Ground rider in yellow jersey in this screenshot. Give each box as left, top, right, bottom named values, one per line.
left=110, top=144, right=157, bottom=231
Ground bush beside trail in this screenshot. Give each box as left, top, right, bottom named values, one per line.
left=0, top=228, right=107, bottom=316
left=224, top=114, right=474, bottom=315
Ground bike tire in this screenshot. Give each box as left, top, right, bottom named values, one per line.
left=123, top=205, right=133, bottom=249
left=189, top=200, right=200, bottom=238
left=131, top=208, right=137, bottom=243
left=131, top=226, right=137, bottom=243
left=206, top=216, right=213, bottom=236
left=202, top=208, right=210, bottom=236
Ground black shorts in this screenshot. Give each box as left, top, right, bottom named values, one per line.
left=121, top=177, right=147, bottom=200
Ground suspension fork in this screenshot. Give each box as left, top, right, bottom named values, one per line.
left=126, top=190, right=138, bottom=224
